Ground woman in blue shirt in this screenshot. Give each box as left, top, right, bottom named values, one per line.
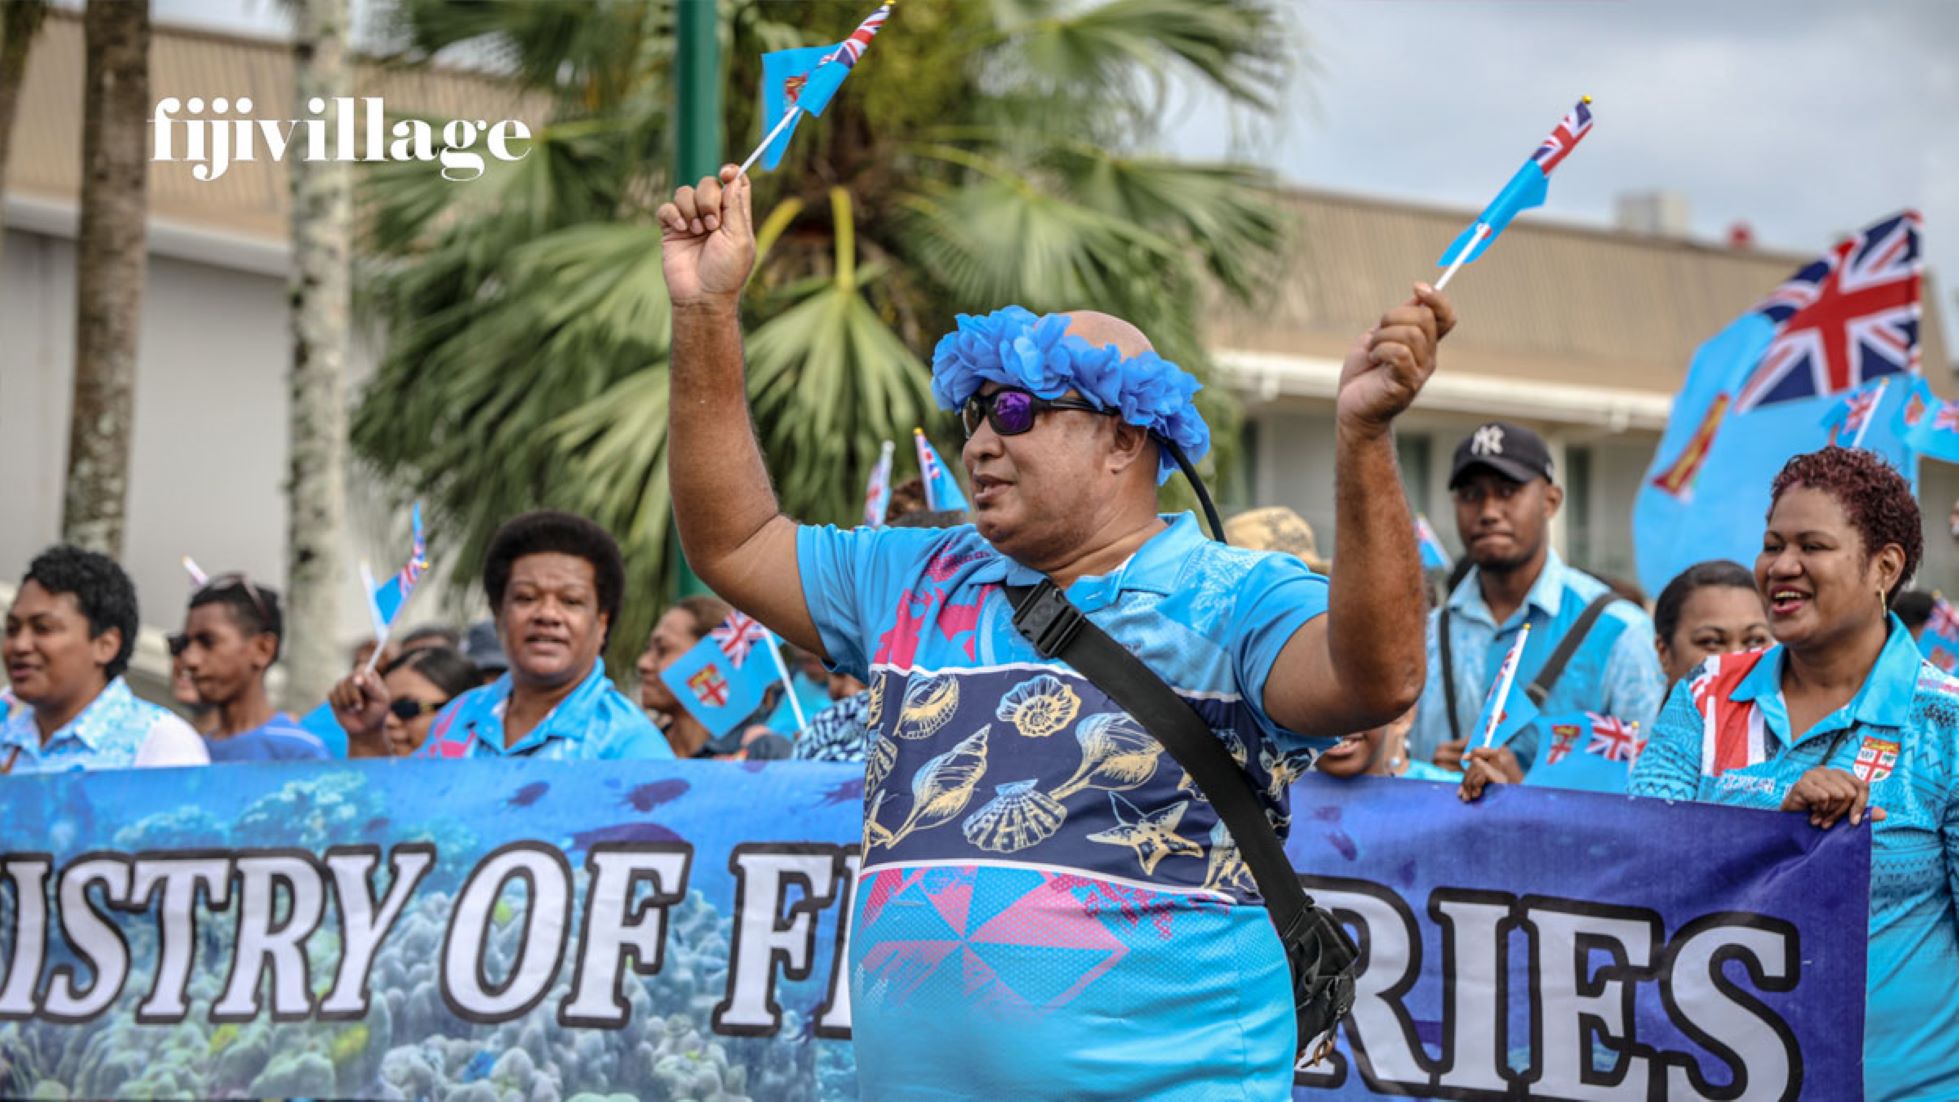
left=1630, top=446, right=1959, bottom=1101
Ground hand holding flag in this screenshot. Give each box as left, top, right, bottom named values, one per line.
left=1436, top=97, right=1594, bottom=290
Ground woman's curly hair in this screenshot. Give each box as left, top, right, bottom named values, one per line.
left=1768, top=446, right=1921, bottom=602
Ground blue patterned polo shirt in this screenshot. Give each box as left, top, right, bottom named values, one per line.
left=799, top=511, right=1330, bottom=1101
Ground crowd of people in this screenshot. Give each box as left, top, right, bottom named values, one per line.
left=1, top=159, right=1953, bottom=1100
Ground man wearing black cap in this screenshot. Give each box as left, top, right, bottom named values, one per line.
left=1410, top=421, right=1666, bottom=773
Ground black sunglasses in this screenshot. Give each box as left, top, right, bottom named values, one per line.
left=960, top=387, right=1111, bottom=438
left=389, top=698, right=450, bottom=721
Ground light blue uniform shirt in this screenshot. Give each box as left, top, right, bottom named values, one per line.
left=799, top=511, right=1328, bottom=1101
left=1631, top=617, right=1959, bottom=1100
left=0, top=677, right=207, bottom=773
left=416, top=661, right=673, bottom=761
left=1410, top=549, right=1665, bottom=768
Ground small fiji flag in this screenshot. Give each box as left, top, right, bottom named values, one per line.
left=1415, top=514, right=1452, bottom=572
left=1523, top=712, right=1644, bottom=794
left=1919, top=596, right=1959, bottom=672
left=864, top=439, right=896, bottom=527
left=372, top=501, right=430, bottom=625
left=1473, top=622, right=1535, bottom=749
left=1901, top=376, right=1959, bottom=464
left=662, top=611, right=779, bottom=737
left=753, top=2, right=893, bottom=172
left=914, top=428, right=969, bottom=512
left=1439, top=97, right=1594, bottom=274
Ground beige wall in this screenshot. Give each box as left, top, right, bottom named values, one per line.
left=0, top=215, right=459, bottom=688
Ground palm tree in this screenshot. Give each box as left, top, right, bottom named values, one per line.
left=0, top=0, right=51, bottom=273
left=63, top=0, right=151, bottom=556
left=284, top=0, right=355, bottom=708
left=354, top=0, right=1291, bottom=666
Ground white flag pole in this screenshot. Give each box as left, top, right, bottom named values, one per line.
left=764, top=630, right=810, bottom=732
left=736, top=107, right=802, bottom=178
left=358, top=560, right=395, bottom=678
left=1435, top=224, right=1490, bottom=292
left=1479, top=621, right=1532, bottom=749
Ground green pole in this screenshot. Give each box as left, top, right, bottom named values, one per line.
left=672, top=0, right=720, bottom=599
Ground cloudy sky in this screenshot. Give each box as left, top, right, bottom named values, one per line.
left=1156, top=0, right=1959, bottom=349
left=149, top=0, right=1959, bottom=350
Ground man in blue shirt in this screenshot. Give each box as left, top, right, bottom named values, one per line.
left=175, top=576, right=328, bottom=762
left=1412, top=422, right=1666, bottom=771
left=412, top=511, right=670, bottom=761
left=658, top=166, right=1454, bottom=1100
left=4, top=546, right=208, bottom=772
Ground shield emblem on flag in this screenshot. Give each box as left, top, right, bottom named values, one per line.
left=1853, top=736, right=1899, bottom=784
left=687, top=665, right=731, bottom=709
left=1547, top=724, right=1581, bottom=764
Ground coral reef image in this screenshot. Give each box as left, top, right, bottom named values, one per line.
left=0, top=761, right=864, bottom=1101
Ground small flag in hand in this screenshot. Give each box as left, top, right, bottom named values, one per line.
left=1472, top=623, right=1534, bottom=749
left=1523, top=712, right=1644, bottom=794
left=754, top=3, right=893, bottom=171
left=662, top=612, right=779, bottom=737
left=1439, top=97, right=1594, bottom=270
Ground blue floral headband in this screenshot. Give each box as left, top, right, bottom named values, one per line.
left=928, top=306, right=1210, bottom=484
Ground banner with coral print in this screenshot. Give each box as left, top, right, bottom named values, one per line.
left=0, top=761, right=1864, bottom=1100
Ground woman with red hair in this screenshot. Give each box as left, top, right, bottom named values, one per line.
left=1630, top=446, right=1959, bottom=1100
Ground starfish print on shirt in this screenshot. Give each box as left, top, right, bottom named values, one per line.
left=1086, top=793, right=1203, bottom=876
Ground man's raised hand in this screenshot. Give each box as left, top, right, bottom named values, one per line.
left=1337, top=283, right=1456, bottom=436
left=660, top=165, right=755, bottom=310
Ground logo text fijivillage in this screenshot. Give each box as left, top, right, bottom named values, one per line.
left=153, top=96, right=532, bottom=182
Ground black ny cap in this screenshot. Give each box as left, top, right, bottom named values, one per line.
left=1449, top=422, right=1554, bottom=488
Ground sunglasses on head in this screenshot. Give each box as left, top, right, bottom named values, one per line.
left=389, top=698, right=450, bottom=721
left=195, top=572, right=271, bottom=624
left=960, top=386, right=1111, bottom=438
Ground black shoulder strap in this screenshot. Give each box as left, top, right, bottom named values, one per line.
left=1004, top=580, right=1313, bottom=944
left=1438, top=607, right=1460, bottom=744
left=1524, top=593, right=1619, bottom=707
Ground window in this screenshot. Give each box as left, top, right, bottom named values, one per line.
left=1566, top=446, right=1593, bottom=569
left=1396, top=434, right=1432, bottom=514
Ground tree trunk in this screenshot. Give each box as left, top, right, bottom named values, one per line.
left=0, top=1, right=52, bottom=274
left=63, top=0, right=150, bottom=557
left=282, top=0, right=354, bottom=710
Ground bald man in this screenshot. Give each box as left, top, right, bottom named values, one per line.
left=661, top=167, right=1455, bottom=1101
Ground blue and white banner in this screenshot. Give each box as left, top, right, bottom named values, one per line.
left=0, top=762, right=1866, bottom=1100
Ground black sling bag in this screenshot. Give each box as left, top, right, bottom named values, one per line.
left=1005, top=578, right=1359, bottom=1066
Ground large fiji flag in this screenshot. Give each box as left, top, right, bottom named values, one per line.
left=1522, top=712, right=1644, bottom=794
left=754, top=3, right=893, bottom=171
left=1633, top=211, right=1922, bottom=595
left=661, top=611, right=779, bottom=738
left=1438, top=97, right=1594, bottom=269
left=914, top=428, right=968, bottom=512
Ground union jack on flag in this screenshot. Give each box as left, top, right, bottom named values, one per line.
left=711, top=612, right=771, bottom=669
left=1733, top=211, right=1922, bottom=413
left=1938, top=406, right=1959, bottom=433
left=1532, top=98, right=1594, bottom=173
left=825, top=2, right=889, bottom=70
left=394, top=505, right=429, bottom=591
left=1586, top=713, right=1643, bottom=763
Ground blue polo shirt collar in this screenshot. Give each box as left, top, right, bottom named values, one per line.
left=479, top=660, right=609, bottom=755
left=1449, top=548, right=1571, bottom=629
left=1730, top=614, right=1917, bottom=744
left=970, top=513, right=1197, bottom=612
